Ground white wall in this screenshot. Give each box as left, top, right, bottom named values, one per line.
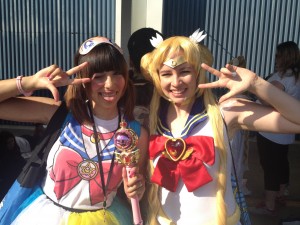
left=131, top=0, right=163, bottom=33
left=115, top=0, right=163, bottom=63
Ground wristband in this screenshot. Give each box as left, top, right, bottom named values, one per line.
left=16, top=75, right=33, bottom=96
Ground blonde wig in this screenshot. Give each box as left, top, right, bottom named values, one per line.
left=141, top=36, right=228, bottom=225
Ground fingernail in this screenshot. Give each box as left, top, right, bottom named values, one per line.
left=47, top=73, right=53, bottom=81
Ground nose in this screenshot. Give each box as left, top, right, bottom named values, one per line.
left=104, top=75, right=113, bottom=87
left=171, top=74, right=181, bottom=86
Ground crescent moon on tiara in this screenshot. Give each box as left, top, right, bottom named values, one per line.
left=79, top=37, right=123, bottom=55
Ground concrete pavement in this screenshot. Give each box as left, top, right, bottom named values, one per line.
left=245, top=137, right=300, bottom=225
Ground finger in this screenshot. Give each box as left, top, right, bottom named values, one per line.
left=46, top=84, right=60, bottom=102
left=220, top=67, right=239, bottom=79
left=219, top=90, right=239, bottom=103
left=135, top=180, right=145, bottom=199
left=66, top=62, right=88, bottom=77
left=48, top=66, right=66, bottom=81
left=198, top=81, right=221, bottom=89
left=225, top=63, right=238, bottom=72
left=48, top=67, right=64, bottom=81
left=126, top=173, right=143, bottom=188
left=136, top=180, right=143, bottom=190
left=122, top=167, right=128, bottom=180
left=125, top=175, right=145, bottom=199
left=231, top=72, right=237, bottom=77
left=127, top=166, right=138, bottom=179
left=45, top=65, right=59, bottom=77
left=201, top=63, right=222, bottom=78
left=127, top=180, right=144, bottom=194
left=35, top=64, right=58, bottom=80
left=69, top=78, right=91, bottom=85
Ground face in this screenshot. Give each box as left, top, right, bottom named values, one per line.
left=159, top=54, right=197, bottom=106
left=6, top=137, right=15, bottom=151
left=89, top=71, right=125, bottom=110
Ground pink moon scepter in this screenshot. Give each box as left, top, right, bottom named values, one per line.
left=114, top=121, right=143, bottom=225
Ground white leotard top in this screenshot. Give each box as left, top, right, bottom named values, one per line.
left=153, top=119, right=239, bottom=225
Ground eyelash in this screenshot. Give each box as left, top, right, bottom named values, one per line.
left=160, top=70, right=190, bottom=76
left=181, top=70, right=190, bottom=74
left=160, top=73, right=171, bottom=77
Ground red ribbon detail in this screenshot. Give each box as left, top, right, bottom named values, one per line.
left=81, top=125, right=115, bottom=140
left=149, top=135, right=215, bottom=192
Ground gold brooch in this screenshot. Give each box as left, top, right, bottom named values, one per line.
left=163, top=138, right=193, bottom=161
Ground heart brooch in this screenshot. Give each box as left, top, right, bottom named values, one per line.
left=164, top=138, right=193, bottom=161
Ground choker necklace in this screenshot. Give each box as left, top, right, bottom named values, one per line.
left=85, top=100, right=121, bottom=222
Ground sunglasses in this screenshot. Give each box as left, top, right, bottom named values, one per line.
left=79, top=36, right=123, bottom=55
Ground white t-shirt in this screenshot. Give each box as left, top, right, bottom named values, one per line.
left=43, top=115, right=123, bottom=210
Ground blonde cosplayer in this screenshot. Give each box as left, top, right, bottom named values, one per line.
left=141, top=36, right=231, bottom=224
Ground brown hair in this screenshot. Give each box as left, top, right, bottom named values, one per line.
left=276, top=41, right=300, bottom=80
left=64, top=43, right=135, bottom=125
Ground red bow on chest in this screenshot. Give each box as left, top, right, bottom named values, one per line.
left=149, top=135, right=215, bottom=192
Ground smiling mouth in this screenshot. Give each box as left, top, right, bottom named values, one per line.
left=170, top=89, right=186, bottom=95
left=101, top=92, right=116, bottom=97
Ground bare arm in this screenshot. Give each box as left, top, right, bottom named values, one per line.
left=247, top=74, right=300, bottom=125
left=200, top=63, right=300, bottom=125
left=0, top=97, right=60, bottom=124
left=0, top=63, right=90, bottom=124
left=257, top=80, right=284, bottom=106
left=221, top=97, right=300, bottom=134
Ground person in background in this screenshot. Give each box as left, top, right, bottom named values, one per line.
left=127, top=27, right=165, bottom=131
left=251, top=41, right=300, bottom=216
left=0, top=130, right=27, bottom=200
left=140, top=30, right=300, bottom=225
left=21, top=123, right=46, bottom=149
left=0, top=36, right=148, bottom=225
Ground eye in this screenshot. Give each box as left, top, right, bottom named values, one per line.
left=113, top=71, right=123, bottom=76
left=92, top=73, right=106, bottom=83
left=182, top=70, right=191, bottom=74
left=179, top=65, right=193, bottom=75
left=159, top=70, right=172, bottom=77
left=179, top=69, right=192, bottom=76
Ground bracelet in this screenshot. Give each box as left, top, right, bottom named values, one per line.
left=16, top=75, right=33, bottom=96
